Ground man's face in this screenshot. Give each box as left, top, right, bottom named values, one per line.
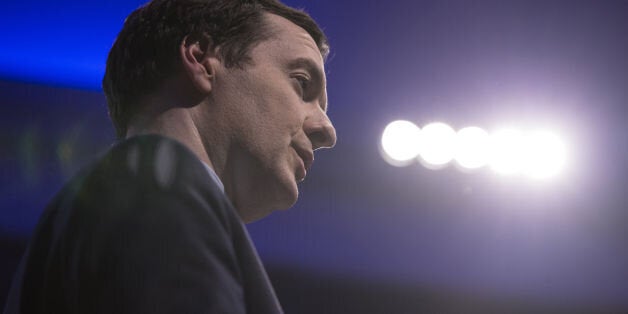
left=208, top=14, right=336, bottom=222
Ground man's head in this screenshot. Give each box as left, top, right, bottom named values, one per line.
left=103, top=0, right=337, bottom=222
left=103, top=0, right=329, bottom=138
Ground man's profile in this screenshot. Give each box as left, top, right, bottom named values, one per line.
left=3, top=0, right=336, bottom=312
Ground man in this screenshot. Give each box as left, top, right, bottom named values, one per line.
left=3, top=0, right=336, bottom=313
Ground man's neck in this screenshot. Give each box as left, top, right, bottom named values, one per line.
left=126, top=107, right=216, bottom=172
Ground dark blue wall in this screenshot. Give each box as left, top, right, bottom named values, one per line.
left=2, top=1, right=628, bottom=312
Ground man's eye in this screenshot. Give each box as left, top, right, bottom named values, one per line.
left=294, top=75, right=310, bottom=92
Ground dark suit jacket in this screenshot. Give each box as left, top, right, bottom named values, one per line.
left=3, top=135, right=283, bottom=314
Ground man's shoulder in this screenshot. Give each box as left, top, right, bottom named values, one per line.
left=46, top=134, right=234, bottom=235
left=97, top=134, right=206, bottom=185
left=73, top=134, right=212, bottom=193
left=5, top=136, right=253, bottom=314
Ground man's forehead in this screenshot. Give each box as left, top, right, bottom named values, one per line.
left=262, top=13, right=324, bottom=65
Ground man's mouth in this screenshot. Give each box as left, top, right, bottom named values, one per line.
left=293, top=145, right=314, bottom=180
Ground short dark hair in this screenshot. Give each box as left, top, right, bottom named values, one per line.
left=102, top=0, right=329, bottom=138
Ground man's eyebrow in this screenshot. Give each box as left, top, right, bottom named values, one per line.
left=287, top=57, right=319, bottom=72
left=287, top=57, right=327, bottom=112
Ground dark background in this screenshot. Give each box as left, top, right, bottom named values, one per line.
left=2, top=0, right=628, bottom=313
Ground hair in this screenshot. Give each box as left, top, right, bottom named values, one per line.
left=102, top=0, right=329, bottom=138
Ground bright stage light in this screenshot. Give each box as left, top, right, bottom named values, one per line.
left=381, top=120, right=421, bottom=164
left=521, top=130, right=567, bottom=179
left=489, top=128, right=525, bottom=175
left=418, top=122, right=457, bottom=167
left=380, top=119, right=569, bottom=179
left=455, top=126, right=490, bottom=169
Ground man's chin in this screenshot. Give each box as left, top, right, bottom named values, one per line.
left=271, top=173, right=300, bottom=207
left=238, top=181, right=298, bottom=223
left=240, top=210, right=271, bottom=223
left=267, top=184, right=299, bottom=213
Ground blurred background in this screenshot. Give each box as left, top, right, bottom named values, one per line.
left=1, top=0, right=628, bottom=313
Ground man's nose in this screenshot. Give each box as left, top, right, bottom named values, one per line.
left=305, top=113, right=337, bottom=150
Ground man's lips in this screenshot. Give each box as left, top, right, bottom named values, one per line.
left=293, top=145, right=314, bottom=175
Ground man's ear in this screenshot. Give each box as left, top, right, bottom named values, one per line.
left=180, top=33, right=217, bottom=95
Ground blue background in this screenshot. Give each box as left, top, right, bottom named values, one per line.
left=2, top=0, right=628, bottom=312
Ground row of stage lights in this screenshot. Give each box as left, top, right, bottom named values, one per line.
left=380, top=120, right=568, bottom=180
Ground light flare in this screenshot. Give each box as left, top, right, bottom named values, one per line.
left=380, top=120, right=569, bottom=180
left=418, top=122, right=457, bottom=167
left=380, top=120, right=421, bottom=165
left=455, top=126, right=490, bottom=169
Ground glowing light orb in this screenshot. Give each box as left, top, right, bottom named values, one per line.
left=521, top=130, right=567, bottom=179
left=455, top=126, right=490, bottom=169
left=489, top=128, right=525, bottom=175
left=418, top=122, right=457, bottom=166
left=381, top=120, right=421, bottom=163
left=379, top=119, right=569, bottom=179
